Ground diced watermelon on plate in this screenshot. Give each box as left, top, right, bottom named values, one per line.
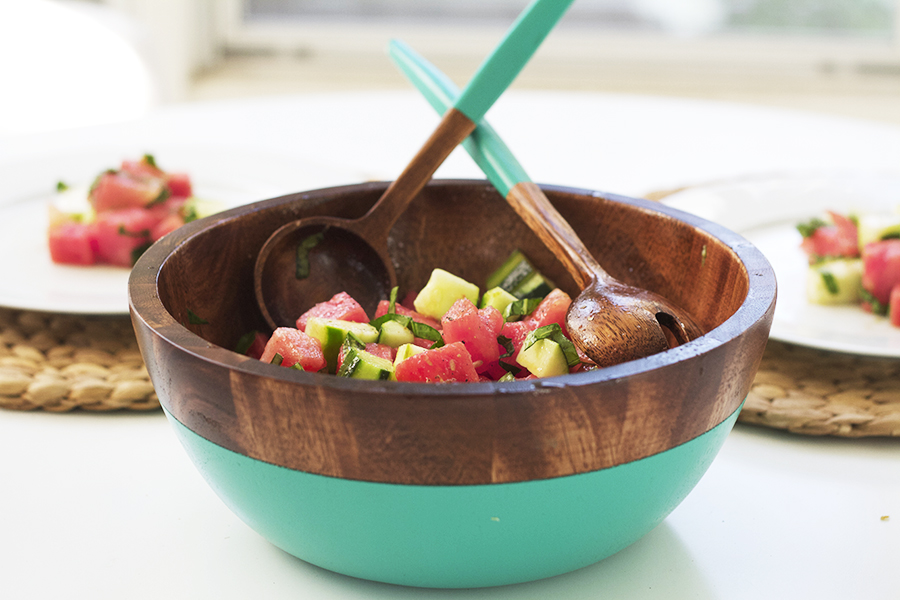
left=89, top=170, right=167, bottom=212
left=800, top=211, right=859, bottom=262
left=48, top=221, right=95, bottom=265
left=90, top=208, right=159, bottom=267
left=862, top=239, right=900, bottom=306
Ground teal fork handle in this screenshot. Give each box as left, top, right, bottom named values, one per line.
left=454, top=0, right=575, bottom=123
left=388, top=38, right=531, bottom=198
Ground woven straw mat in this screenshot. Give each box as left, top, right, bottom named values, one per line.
left=0, top=308, right=157, bottom=412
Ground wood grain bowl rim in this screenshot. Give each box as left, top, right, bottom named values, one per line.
left=131, top=180, right=774, bottom=388
left=129, top=180, right=777, bottom=483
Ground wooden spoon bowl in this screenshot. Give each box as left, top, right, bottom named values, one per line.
left=129, top=180, right=775, bottom=588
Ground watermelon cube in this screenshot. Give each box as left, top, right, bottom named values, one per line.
left=441, top=298, right=504, bottom=372
left=393, top=341, right=480, bottom=383
left=259, top=327, right=327, bottom=372
left=296, top=291, right=370, bottom=331
left=523, top=288, right=572, bottom=337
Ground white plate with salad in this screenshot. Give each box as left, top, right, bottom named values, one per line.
left=0, top=145, right=364, bottom=315
left=662, top=171, right=900, bottom=358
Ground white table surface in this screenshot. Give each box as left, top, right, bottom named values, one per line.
left=1, top=91, right=898, bottom=599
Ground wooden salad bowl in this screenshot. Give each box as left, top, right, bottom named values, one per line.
left=129, top=180, right=775, bottom=588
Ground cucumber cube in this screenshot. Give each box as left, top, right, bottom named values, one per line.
left=305, top=317, right=379, bottom=373
left=857, top=213, right=900, bottom=250
left=480, top=286, right=517, bottom=314
left=413, top=268, right=479, bottom=319
left=516, top=338, right=569, bottom=378
left=806, top=259, right=863, bottom=305
left=337, top=347, right=394, bottom=380
left=378, top=319, right=414, bottom=348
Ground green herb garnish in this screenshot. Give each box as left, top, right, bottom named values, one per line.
left=796, top=217, right=827, bottom=239
left=497, top=335, right=515, bottom=359
left=503, top=297, right=541, bottom=321
left=187, top=309, right=209, bottom=325
left=143, top=154, right=158, bottom=168
left=117, top=225, right=151, bottom=238
left=235, top=331, right=258, bottom=355
left=498, top=362, right=522, bottom=377
left=56, top=181, right=69, bottom=192
left=146, top=186, right=171, bottom=207
left=860, top=288, right=888, bottom=316
left=295, top=230, right=325, bottom=279
left=130, top=242, right=153, bottom=266
left=821, top=272, right=839, bottom=295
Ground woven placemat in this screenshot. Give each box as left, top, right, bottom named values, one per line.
left=0, top=308, right=158, bottom=412
left=741, top=340, right=900, bottom=437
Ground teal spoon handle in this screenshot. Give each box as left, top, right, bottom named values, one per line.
left=454, top=0, right=575, bottom=123
left=388, top=38, right=531, bottom=198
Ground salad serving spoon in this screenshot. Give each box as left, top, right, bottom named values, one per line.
left=254, top=0, right=576, bottom=330
left=388, top=39, right=703, bottom=366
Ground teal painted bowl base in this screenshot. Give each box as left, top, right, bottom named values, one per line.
left=165, top=404, right=741, bottom=588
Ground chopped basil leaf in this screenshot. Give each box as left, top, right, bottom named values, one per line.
left=408, top=321, right=444, bottom=349
left=295, top=230, right=325, bottom=279
left=235, top=331, right=258, bottom=355
left=498, top=361, right=522, bottom=376
left=370, top=312, right=412, bottom=330
left=56, top=181, right=69, bottom=192
left=860, top=288, right=888, bottom=316
left=387, top=286, right=398, bottom=314
left=503, top=297, right=541, bottom=321
left=143, top=153, right=158, bottom=168
left=271, top=352, right=283, bottom=365
left=497, top=335, right=515, bottom=358
left=290, top=362, right=305, bottom=371
left=796, top=217, right=827, bottom=238
left=369, top=301, right=444, bottom=349
left=182, top=204, right=199, bottom=223
left=147, top=186, right=171, bottom=207
left=117, top=225, right=151, bottom=238
left=187, top=309, right=209, bottom=325
left=821, top=272, right=839, bottom=295
left=131, top=241, right=153, bottom=265
left=521, top=323, right=580, bottom=367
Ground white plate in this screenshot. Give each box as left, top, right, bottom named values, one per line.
left=0, top=144, right=363, bottom=315
left=663, top=171, right=900, bottom=357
